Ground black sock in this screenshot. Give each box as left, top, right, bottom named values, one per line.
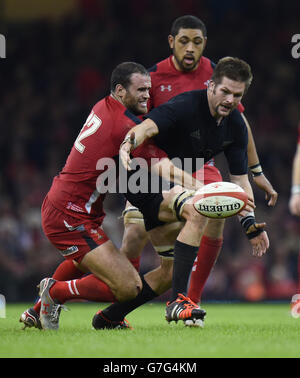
left=171, top=240, right=199, bottom=301
left=101, top=275, right=158, bottom=321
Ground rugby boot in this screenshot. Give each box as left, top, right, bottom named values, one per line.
left=19, top=307, right=42, bottom=330
left=92, top=310, right=132, bottom=330
left=165, top=293, right=206, bottom=325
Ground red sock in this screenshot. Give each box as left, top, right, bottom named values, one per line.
left=129, top=257, right=141, bottom=271
left=187, top=235, right=223, bottom=303
left=34, top=260, right=86, bottom=313
left=49, top=274, right=116, bottom=304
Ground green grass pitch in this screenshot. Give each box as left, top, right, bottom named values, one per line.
left=1, top=302, right=300, bottom=358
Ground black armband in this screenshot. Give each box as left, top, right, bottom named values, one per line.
left=249, top=163, right=263, bottom=177
left=239, top=214, right=264, bottom=240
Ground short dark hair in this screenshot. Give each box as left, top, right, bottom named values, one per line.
left=170, top=15, right=207, bottom=38
left=110, top=62, right=149, bottom=92
left=211, top=57, right=253, bottom=91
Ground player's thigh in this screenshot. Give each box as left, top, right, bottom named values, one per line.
left=80, top=240, right=142, bottom=301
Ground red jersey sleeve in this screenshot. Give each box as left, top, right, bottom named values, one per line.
left=132, top=139, right=168, bottom=167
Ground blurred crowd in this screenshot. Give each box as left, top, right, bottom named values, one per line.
left=0, top=0, right=299, bottom=302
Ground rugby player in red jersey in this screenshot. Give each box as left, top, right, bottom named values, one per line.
left=122, top=15, right=278, bottom=315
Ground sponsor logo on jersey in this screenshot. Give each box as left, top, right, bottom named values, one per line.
left=190, top=130, right=201, bottom=140
left=160, top=85, right=172, bottom=92
left=90, top=228, right=103, bottom=240
left=61, top=245, right=79, bottom=257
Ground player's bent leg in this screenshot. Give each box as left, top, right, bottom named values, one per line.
left=143, top=257, right=173, bottom=295
left=92, top=221, right=181, bottom=330
left=122, top=223, right=148, bottom=260
left=121, top=202, right=149, bottom=272
left=164, top=201, right=208, bottom=324
left=79, top=240, right=142, bottom=302
left=38, top=241, right=143, bottom=330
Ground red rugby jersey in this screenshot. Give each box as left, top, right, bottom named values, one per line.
left=148, top=55, right=244, bottom=112
left=47, top=95, right=167, bottom=220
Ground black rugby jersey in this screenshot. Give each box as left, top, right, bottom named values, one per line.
left=146, top=89, right=248, bottom=175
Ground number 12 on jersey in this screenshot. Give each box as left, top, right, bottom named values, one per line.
left=75, top=111, right=102, bottom=153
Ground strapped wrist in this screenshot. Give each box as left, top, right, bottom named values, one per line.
left=249, top=163, right=263, bottom=177
left=239, top=212, right=263, bottom=240
left=121, top=135, right=138, bottom=150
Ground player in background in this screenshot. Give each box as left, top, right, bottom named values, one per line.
left=289, top=123, right=300, bottom=315
left=289, top=123, right=300, bottom=216
left=122, top=15, right=278, bottom=309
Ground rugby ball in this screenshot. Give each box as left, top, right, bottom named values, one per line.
left=193, top=182, right=248, bottom=219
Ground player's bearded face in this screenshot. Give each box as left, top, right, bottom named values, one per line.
left=123, top=73, right=151, bottom=115
left=170, top=28, right=206, bottom=72
left=208, top=77, right=245, bottom=118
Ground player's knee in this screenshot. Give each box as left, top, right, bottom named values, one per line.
left=182, top=203, right=207, bottom=227
left=165, top=188, right=195, bottom=222
left=114, top=272, right=142, bottom=302
left=123, top=207, right=145, bottom=229
left=204, top=218, right=225, bottom=239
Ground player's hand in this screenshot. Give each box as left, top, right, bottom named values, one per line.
left=249, top=228, right=269, bottom=257
left=120, top=132, right=136, bottom=171
left=239, top=196, right=256, bottom=217
left=289, top=193, right=300, bottom=216
left=253, top=174, right=278, bottom=206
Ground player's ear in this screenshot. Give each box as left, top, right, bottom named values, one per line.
left=208, top=80, right=215, bottom=93
left=168, top=34, right=174, bottom=49
left=203, top=37, right=207, bottom=50
left=114, top=84, right=127, bottom=98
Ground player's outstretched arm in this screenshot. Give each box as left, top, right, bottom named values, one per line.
left=242, top=113, right=278, bottom=207
left=151, top=158, right=203, bottom=191
left=120, top=119, right=159, bottom=170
